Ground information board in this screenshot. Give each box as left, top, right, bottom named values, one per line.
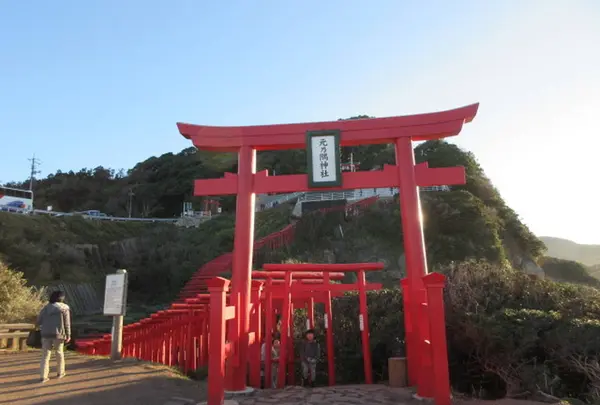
left=103, top=271, right=128, bottom=316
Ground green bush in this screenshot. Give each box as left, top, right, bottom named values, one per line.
left=0, top=260, right=46, bottom=323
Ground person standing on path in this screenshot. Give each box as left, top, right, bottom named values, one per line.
left=260, top=337, right=281, bottom=388
left=36, top=290, right=71, bottom=383
left=300, top=329, right=320, bottom=387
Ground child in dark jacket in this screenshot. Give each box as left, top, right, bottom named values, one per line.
left=300, top=329, right=320, bottom=387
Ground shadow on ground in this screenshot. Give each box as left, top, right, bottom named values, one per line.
left=0, top=352, right=206, bottom=405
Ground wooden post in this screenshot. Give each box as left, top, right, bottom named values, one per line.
left=324, top=273, right=336, bottom=386
left=264, top=278, right=274, bottom=388
left=307, top=297, right=315, bottom=329
left=423, top=273, right=452, bottom=405
left=207, top=277, right=230, bottom=405
left=400, top=278, right=417, bottom=386
left=227, top=145, right=257, bottom=391
left=395, top=137, right=430, bottom=389
left=249, top=280, right=263, bottom=388
left=278, top=272, right=292, bottom=388
left=108, top=269, right=128, bottom=361
left=416, top=288, right=434, bottom=399
left=357, top=270, right=373, bottom=384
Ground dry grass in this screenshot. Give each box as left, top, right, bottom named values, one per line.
left=0, top=260, right=46, bottom=323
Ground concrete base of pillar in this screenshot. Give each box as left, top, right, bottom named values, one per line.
left=412, top=393, right=430, bottom=401
left=196, top=400, right=239, bottom=405
left=224, top=386, right=255, bottom=397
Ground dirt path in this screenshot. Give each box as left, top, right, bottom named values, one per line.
left=0, top=351, right=207, bottom=405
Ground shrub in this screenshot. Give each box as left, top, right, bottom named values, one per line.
left=0, top=260, right=46, bottom=323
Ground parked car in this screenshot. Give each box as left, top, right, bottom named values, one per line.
left=78, top=210, right=108, bottom=217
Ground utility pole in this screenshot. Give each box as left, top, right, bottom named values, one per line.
left=28, top=154, right=41, bottom=210
left=127, top=188, right=135, bottom=218
left=28, top=154, right=41, bottom=191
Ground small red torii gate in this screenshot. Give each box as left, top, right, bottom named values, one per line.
left=250, top=270, right=347, bottom=388
left=178, top=104, right=479, bottom=400
left=260, top=263, right=384, bottom=388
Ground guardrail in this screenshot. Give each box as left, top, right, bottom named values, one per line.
left=257, top=191, right=305, bottom=211
left=0, top=207, right=180, bottom=223
left=296, top=186, right=450, bottom=203
left=0, top=324, right=35, bottom=351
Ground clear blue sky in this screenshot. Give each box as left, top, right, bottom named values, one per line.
left=1, top=1, right=599, bottom=243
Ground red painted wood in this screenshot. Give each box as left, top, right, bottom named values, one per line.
left=307, top=297, right=315, bottom=330
left=249, top=280, right=263, bottom=388
left=400, top=278, right=418, bottom=386
left=267, top=291, right=345, bottom=300
left=178, top=103, right=479, bottom=151
left=255, top=278, right=334, bottom=285
left=226, top=145, right=256, bottom=391
left=417, top=288, right=434, bottom=399
left=423, top=273, right=451, bottom=405
left=324, top=273, right=335, bottom=386
left=251, top=271, right=346, bottom=280
left=207, top=278, right=229, bottom=405
left=264, top=278, right=274, bottom=388
left=263, top=263, right=384, bottom=272
left=282, top=282, right=382, bottom=293
left=357, top=270, right=373, bottom=384
left=193, top=162, right=465, bottom=196
left=277, top=272, right=292, bottom=388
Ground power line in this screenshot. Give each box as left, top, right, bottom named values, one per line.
left=28, top=154, right=41, bottom=191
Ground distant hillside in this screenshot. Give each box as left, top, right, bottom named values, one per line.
left=540, top=236, right=600, bottom=266
left=540, top=256, right=600, bottom=287
left=590, top=264, right=600, bottom=278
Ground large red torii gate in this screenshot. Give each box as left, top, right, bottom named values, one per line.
left=178, top=103, right=479, bottom=395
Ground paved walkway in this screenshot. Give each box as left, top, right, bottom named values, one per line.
left=0, top=351, right=207, bottom=405
left=1, top=352, right=413, bottom=405
left=235, top=385, right=413, bottom=405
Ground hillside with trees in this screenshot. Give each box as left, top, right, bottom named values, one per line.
left=1, top=137, right=549, bottom=288
left=5, top=134, right=600, bottom=291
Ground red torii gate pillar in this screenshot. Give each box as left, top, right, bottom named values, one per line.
left=178, top=103, right=479, bottom=394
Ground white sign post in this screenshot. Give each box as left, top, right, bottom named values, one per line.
left=306, top=130, right=342, bottom=188
left=103, top=269, right=128, bottom=360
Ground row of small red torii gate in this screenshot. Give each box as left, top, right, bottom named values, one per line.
left=79, top=263, right=449, bottom=404
left=77, top=103, right=479, bottom=405
left=204, top=264, right=451, bottom=405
